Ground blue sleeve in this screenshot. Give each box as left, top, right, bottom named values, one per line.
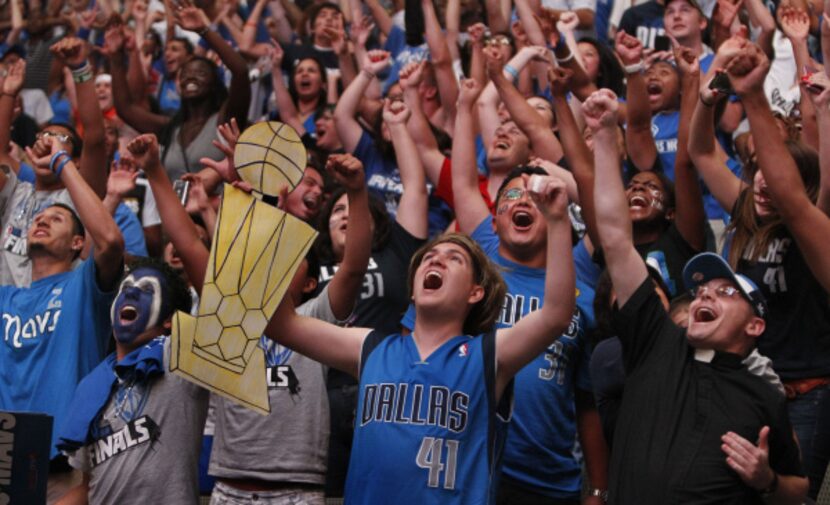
left=114, top=203, right=149, bottom=257
left=400, top=303, right=416, bottom=331
left=78, top=257, right=119, bottom=350
left=353, top=130, right=379, bottom=174
left=384, top=25, right=407, bottom=57
left=470, top=216, right=500, bottom=257
left=17, top=162, right=36, bottom=184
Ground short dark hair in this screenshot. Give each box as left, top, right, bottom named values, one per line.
left=169, top=36, right=195, bottom=55
left=494, top=165, right=549, bottom=204
left=126, top=256, right=192, bottom=317
left=44, top=122, right=83, bottom=158
left=308, top=2, right=341, bottom=27
left=48, top=203, right=85, bottom=238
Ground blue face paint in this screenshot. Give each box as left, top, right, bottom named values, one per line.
left=111, top=267, right=172, bottom=344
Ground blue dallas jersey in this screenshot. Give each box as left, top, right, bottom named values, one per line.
left=0, top=259, right=115, bottom=457
left=345, top=329, right=509, bottom=505
left=471, top=218, right=594, bottom=499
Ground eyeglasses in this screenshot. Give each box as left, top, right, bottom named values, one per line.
left=692, top=284, right=740, bottom=299
left=485, top=36, right=511, bottom=47
left=501, top=187, right=529, bottom=201
left=37, top=131, right=73, bottom=145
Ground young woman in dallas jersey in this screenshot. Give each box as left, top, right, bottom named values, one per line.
left=268, top=173, right=576, bottom=504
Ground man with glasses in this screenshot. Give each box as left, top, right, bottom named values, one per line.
left=587, top=87, right=807, bottom=504
left=0, top=37, right=108, bottom=287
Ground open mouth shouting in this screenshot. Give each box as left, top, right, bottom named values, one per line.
left=646, top=80, right=664, bottom=99
left=692, top=305, right=718, bottom=324
left=511, top=209, right=534, bottom=230
left=629, top=194, right=649, bottom=210
left=119, top=305, right=139, bottom=326
left=423, top=270, right=444, bottom=290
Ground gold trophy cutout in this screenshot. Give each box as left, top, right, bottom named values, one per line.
left=169, top=122, right=318, bottom=414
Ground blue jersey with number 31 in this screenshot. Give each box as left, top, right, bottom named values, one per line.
left=344, top=330, right=508, bottom=504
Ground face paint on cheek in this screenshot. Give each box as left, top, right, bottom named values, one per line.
left=649, top=189, right=665, bottom=211
left=497, top=204, right=509, bottom=215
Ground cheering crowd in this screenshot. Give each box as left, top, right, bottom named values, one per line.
left=1, top=0, right=829, bottom=503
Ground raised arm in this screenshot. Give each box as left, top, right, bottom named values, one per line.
left=689, top=36, right=749, bottom=212
left=384, top=100, right=429, bottom=239
left=585, top=89, right=648, bottom=305
left=128, top=134, right=211, bottom=292
left=616, top=31, right=657, bottom=172
left=27, top=138, right=124, bottom=290
left=549, top=67, right=600, bottom=246
left=422, top=0, right=459, bottom=132
left=401, top=62, right=446, bottom=186
left=175, top=1, right=251, bottom=127
left=51, top=37, right=108, bottom=199
left=671, top=44, right=706, bottom=252
left=485, top=46, right=565, bottom=163
left=324, top=154, right=374, bottom=319
left=364, top=0, right=395, bottom=36
left=0, top=59, right=24, bottom=170
left=107, top=24, right=171, bottom=135
left=729, top=43, right=830, bottom=292
left=803, top=77, right=830, bottom=214
left=466, top=23, right=488, bottom=87
left=335, top=50, right=392, bottom=152
left=453, top=79, right=492, bottom=233
left=477, top=46, right=537, bottom=152
left=269, top=42, right=306, bottom=135
left=495, top=173, right=575, bottom=397
left=780, top=7, right=818, bottom=150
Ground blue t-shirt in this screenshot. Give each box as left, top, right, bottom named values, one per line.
left=471, top=218, right=594, bottom=498
left=114, top=203, right=148, bottom=257
left=0, top=259, right=115, bottom=457
left=650, top=110, right=734, bottom=221
left=354, top=130, right=452, bottom=237
left=346, top=330, right=505, bottom=504
left=383, top=25, right=429, bottom=93
left=49, top=91, right=73, bottom=126
left=157, top=76, right=181, bottom=117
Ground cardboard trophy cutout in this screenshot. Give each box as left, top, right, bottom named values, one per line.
left=169, top=122, right=317, bottom=414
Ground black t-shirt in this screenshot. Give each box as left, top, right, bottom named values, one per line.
left=608, top=280, right=803, bottom=504
left=282, top=43, right=340, bottom=73
left=317, top=221, right=426, bottom=386
left=634, top=222, right=699, bottom=297
left=727, top=196, right=830, bottom=380
left=618, top=0, right=666, bottom=50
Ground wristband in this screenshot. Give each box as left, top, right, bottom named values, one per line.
left=70, top=62, right=93, bottom=84
left=759, top=472, right=778, bottom=497
left=623, top=61, right=644, bottom=74
left=49, top=150, right=70, bottom=173
left=198, top=23, right=217, bottom=36
left=53, top=156, right=71, bottom=178
left=503, top=64, right=519, bottom=82
left=556, top=51, right=575, bottom=64
left=587, top=488, right=608, bottom=502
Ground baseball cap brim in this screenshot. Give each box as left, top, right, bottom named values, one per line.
left=683, top=252, right=767, bottom=318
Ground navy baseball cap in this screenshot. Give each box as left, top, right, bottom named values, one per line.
left=683, top=252, right=767, bottom=319
left=0, top=44, right=26, bottom=62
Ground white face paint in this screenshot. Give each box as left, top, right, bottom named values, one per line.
left=649, top=188, right=665, bottom=211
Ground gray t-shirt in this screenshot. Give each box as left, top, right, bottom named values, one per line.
left=161, top=113, right=224, bottom=182
left=208, top=286, right=336, bottom=484
left=67, top=340, right=209, bottom=505
left=0, top=169, right=74, bottom=287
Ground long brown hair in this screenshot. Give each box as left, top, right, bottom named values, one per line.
left=726, top=140, right=819, bottom=268
left=407, top=233, right=507, bottom=336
